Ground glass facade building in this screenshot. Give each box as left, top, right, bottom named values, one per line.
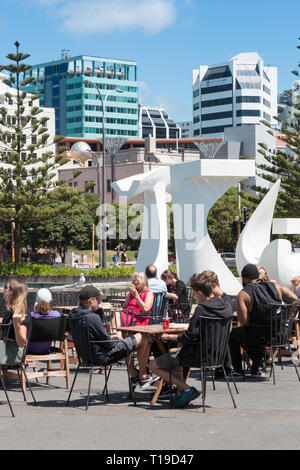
left=22, top=55, right=139, bottom=139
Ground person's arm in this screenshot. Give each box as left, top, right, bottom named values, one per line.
left=290, top=276, right=300, bottom=294
left=236, top=291, right=251, bottom=326
left=122, top=293, right=130, bottom=309
left=12, top=317, right=27, bottom=347
left=161, top=333, right=179, bottom=343
left=131, top=289, right=154, bottom=313
left=277, top=283, right=300, bottom=304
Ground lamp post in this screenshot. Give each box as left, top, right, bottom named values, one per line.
left=83, top=80, right=124, bottom=268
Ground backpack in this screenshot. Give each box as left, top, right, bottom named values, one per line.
left=244, top=281, right=282, bottom=325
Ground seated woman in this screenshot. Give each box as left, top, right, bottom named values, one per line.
left=161, top=269, right=191, bottom=319
left=27, top=288, right=61, bottom=354
left=120, top=272, right=154, bottom=326
left=0, top=280, right=31, bottom=365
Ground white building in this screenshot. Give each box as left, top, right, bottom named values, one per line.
left=177, top=121, right=193, bottom=139
left=138, top=106, right=181, bottom=140
left=192, top=52, right=277, bottom=138
left=0, top=73, right=57, bottom=181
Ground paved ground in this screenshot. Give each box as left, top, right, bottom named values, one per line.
left=1, top=357, right=300, bottom=451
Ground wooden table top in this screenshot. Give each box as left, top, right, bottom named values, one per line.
left=53, top=304, right=120, bottom=312
left=117, top=324, right=188, bottom=335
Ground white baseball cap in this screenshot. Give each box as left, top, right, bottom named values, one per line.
left=34, top=288, right=52, bottom=308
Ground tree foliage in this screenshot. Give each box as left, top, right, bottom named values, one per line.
left=0, top=41, right=83, bottom=263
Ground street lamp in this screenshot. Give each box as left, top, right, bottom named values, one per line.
left=83, top=80, right=124, bottom=268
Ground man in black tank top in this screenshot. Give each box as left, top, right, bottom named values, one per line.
left=229, top=264, right=299, bottom=378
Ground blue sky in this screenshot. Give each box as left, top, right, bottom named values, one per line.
left=0, top=0, right=299, bottom=122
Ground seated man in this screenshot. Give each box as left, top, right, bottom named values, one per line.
left=145, top=264, right=167, bottom=294
left=149, top=272, right=233, bottom=408
left=68, top=285, right=158, bottom=389
left=229, top=264, right=299, bottom=378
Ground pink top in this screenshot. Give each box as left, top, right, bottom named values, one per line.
left=121, top=289, right=152, bottom=326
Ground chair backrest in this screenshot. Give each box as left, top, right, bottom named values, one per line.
left=149, top=292, right=166, bottom=325
left=186, top=286, right=195, bottom=306
left=197, top=316, right=232, bottom=369
left=168, top=303, right=191, bottom=323
left=110, top=288, right=128, bottom=307
left=0, top=322, right=12, bottom=363
left=67, top=316, right=93, bottom=366
left=30, top=315, right=67, bottom=342
left=267, top=302, right=298, bottom=348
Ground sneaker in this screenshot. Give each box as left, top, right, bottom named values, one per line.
left=150, top=385, right=177, bottom=400
left=251, top=370, right=267, bottom=379
left=228, top=370, right=245, bottom=380
left=139, top=374, right=160, bottom=390
left=172, top=387, right=201, bottom=408
left=130, top=376, right=139, bottom=387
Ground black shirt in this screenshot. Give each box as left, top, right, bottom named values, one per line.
left=1, top=310, right=32, bottom=342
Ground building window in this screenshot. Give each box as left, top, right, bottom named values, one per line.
left=193, top=89, right=200, bottom=98
left=263, top=85, right=271, bottom=95
left=263, top=98, right=271, bottom=108
left=236, top=96, right=260, bottom=103
left=263, top=112, right=271, bottom=121
left=202, top=97, right=233, bottom=108
left=106, top=179, right=111, bottom=193
left=201, top=125, right=232, bottom=135
left=201, top=84, right=232, bottom=95
left=201, top=111, right=233, bottom=121
left=236, top=110, right=261, bottom=117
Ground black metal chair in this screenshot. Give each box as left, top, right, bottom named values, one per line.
left=149, top=292, right=167, bottom=325
left=186, top=286, right=195, bottom=306
left=0, top=323, right=37, bottom=416
left=169, top=316, right=238, bottom=413
left=264, top=302, right=299, bottom=385
left=240, top=302, right=299, bottom=384
left=0, top=322, right=15, bottom=417
left=109, top=288, right=128, bottom=307
left=66, top=316, right=136, bottom=410
left=167, top=302, right=191, bottom=323
left=24, top=315, right=70, bottom=389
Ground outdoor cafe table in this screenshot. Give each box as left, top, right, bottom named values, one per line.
left=117, top=324, right=188, bottom=405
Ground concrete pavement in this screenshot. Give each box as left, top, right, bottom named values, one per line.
left=1, top=358, right=300, bottom=450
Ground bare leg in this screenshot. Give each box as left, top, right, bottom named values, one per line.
left=149, top=358, right=189, bottom=393
left=114, top=332, right=150, bottom=379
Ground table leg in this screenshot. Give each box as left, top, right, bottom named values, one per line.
left=295, top=321, right=300, bottom=365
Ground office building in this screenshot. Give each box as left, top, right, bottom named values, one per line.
left=22, top=53, right=139, bottom=139
left=0, top=73, right=56, bottom=179
left=193, top=52, right=277, bottom=138
left=177, top=121, right=193, bottom=139
left=138, top=106, right=181, bottom=139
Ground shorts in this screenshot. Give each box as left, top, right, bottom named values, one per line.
left=0, top=341, right=24, bottom=365
left=155, top=349, right=187, bottom=371
left=106, top=336, right=137, bottom=364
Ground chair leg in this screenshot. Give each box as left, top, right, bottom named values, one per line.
left=201, top=368, right=206, bottom=413
left=102, top=365, right=112, bottom=397
left=86, top=366, right=93, bottom=410
left=66, top=364, right=80, bottom=406
left=222, top=366, right=237, bottom=409
left=211, top=369, right=216, bottom=391
left=16, top=368, right=27, bottom=402
left=0, top=369, right=14, bottom=417
left=20, top=365, right=37, bottom=406
left=125, top=359, right=136, bottom=406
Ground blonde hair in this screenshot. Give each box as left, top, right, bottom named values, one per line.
left=258, top=266, right=270, bottom=282
left=6, top=279, right=28, bottom=322
left=199, top=270, right=220, bottom=286
left=132, top=272, right=148, bottom=291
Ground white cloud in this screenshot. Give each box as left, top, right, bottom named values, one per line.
left=55, top=0, right=177, bottom=35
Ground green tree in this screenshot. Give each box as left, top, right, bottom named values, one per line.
left=254, top=39, right=300, bottom=224
left=0, top=41, right=82, bottom=264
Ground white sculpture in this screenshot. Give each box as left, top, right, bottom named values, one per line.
left=111, top=167, right=170, bottom=277
left=169, top=159, right=255, bottom=294
left=236, top=180, right=300, bottom=287
left=235, top=179, right=281, bottom=274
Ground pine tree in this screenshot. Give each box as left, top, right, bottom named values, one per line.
left=0, top=41, right=83, bottom=264
left=254, top=38, right=300, bottom=221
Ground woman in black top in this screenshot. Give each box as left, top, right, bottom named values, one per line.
left=1, top=279, right=31, bottom=364
left=161, top=270, right=190, bottom=316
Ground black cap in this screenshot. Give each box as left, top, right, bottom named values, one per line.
left=79, top=285, right=103, bottom=301
left=241, top=264, right=259, bottom=280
